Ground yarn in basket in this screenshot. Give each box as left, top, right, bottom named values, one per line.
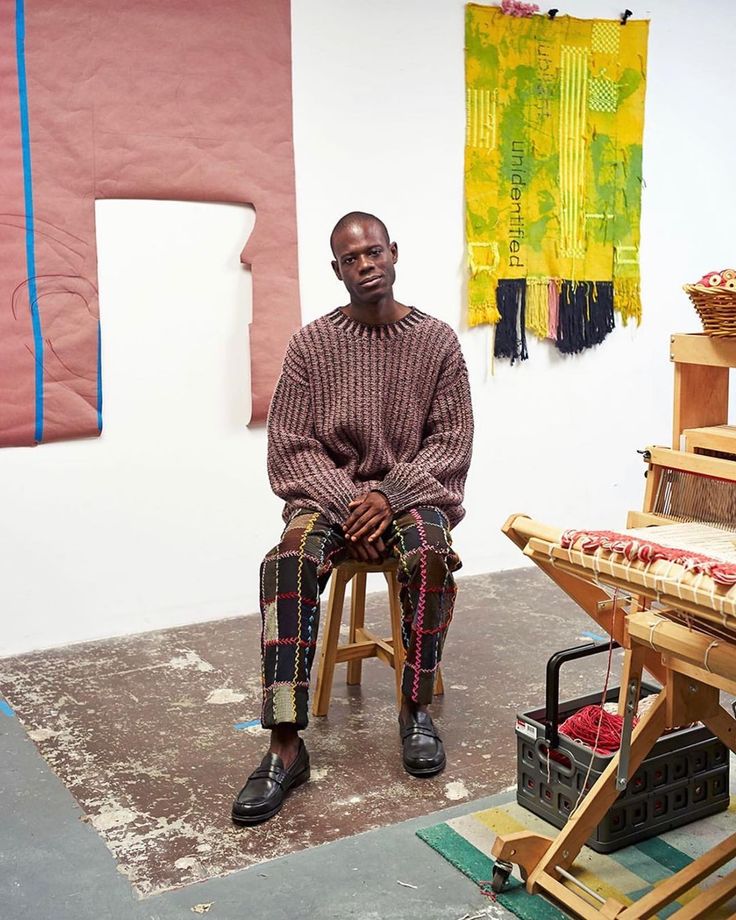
left=694, top=268, right=736, bottom=291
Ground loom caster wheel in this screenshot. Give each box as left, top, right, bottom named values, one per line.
left=491, top=859, right=513, bottom=893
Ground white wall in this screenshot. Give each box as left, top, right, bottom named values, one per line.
left=2, top=0, right=734, bottom=656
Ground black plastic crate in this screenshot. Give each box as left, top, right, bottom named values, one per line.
left=515, top=642, right=730, bottom=853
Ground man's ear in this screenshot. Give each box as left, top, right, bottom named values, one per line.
left=331, top=259, right=342, bottom=280
left=390, top=242, right=398, bottom=264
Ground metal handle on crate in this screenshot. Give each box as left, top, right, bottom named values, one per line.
left=545, top=640, right=620, bottom=750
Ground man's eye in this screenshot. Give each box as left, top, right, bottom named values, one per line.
left=371, top=249, right=381, bottom=256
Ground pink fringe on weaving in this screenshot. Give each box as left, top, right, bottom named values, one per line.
left=560, top=529, right=736, bottom=586
left=500, top=0, right=539, bottom=15
left=547, top=281, right=559, bottom=340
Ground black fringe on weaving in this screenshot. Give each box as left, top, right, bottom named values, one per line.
left=494, top=279, right=528, bottom=363
left=556, top=281, right=615, bottom=355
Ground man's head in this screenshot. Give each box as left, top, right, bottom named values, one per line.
left=330, top=212, right=398, bottom=305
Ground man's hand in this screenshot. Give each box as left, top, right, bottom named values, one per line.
left=344, top=491, right=393, bottom=544
left=347, top=534, right=386, bottom=563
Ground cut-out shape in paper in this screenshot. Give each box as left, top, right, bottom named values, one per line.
left=1, top=0, right=300, bottom=446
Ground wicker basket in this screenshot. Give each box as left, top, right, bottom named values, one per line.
left=684, top=284, right=736, bottom=337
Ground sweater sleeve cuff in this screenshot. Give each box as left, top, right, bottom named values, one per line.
left=355, top=480, right=382, bottom=496
left=374, top=481, right=405, bottom=517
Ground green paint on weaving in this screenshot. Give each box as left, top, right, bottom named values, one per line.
left=526, top=215, right=554, bottom=252
left=537, top=190, right=555, bottom=215
left=618, top=68, right=644, bottom=105
left=612, top=144, right=644, bottom=242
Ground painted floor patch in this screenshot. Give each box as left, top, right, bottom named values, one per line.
left=0, top=568, right=605, bottom=897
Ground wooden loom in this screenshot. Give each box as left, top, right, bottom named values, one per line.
left=490, top=337, right=736, bottom=918
left=492, top=515, right=736, bottom=918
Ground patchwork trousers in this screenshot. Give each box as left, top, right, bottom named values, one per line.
left=260, top=506, right=461, bottom=729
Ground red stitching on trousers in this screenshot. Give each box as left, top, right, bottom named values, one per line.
left=262, top=592, right=317, bottom=605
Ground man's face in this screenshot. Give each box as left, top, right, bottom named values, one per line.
left=331, top=220, right=398, bottom=305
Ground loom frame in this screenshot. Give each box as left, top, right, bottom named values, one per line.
left=491, top=512, right=736, bottom=919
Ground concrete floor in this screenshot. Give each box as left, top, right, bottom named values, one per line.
left=0, top=566, right=726, bottom=919
left=2, top=703, right=521, bottom=920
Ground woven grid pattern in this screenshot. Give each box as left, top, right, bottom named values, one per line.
left=589, top=76, right=619, bottom=113
left=592, top=21, right=620, bottom=54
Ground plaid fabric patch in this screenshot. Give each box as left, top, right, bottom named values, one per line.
left=260, top=507, right=461, bottom=729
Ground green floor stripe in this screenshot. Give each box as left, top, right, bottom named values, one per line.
left=416, top=824, right=494, bottom=886
left=417, top=823, right=567, bottom=919
left=635, top=837, right=693, bottom=874
left=611, top=845, right=674, bottom=885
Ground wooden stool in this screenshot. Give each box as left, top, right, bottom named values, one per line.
left=312, top=558, right=444, bottom=717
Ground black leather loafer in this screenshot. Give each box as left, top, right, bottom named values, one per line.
left=231, top=739, right=310, bottom=825
left=399, top=710, right=446, bottom=777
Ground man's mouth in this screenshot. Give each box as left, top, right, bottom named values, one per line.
left=360, top=275, right=382, bottom=287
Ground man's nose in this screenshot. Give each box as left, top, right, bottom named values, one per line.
left=357, top=254, right=374, bottom=273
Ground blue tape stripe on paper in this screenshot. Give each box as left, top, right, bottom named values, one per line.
left=15, top=0, right=44, bottom=442
left=96, top=319, right=103, bottom=432
left=234, top=719, right=261, bottom=731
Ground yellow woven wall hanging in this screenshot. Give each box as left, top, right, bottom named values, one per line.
left=465, top=5, right=649, bottom=360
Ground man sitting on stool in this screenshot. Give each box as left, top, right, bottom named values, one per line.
left=232, top=211, right=474, bottom=825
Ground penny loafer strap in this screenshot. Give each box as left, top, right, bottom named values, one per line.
left=248, top=766, right=288, bottom=786
left=402, top=725, right=441, bottom=742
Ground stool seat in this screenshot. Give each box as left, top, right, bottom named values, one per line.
left=312, top=558, right=443, bottom=716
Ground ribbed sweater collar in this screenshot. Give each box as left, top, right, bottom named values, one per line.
left=326, top=306, right=427, bottom=339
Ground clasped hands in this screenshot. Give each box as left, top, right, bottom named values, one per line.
left=343, top=491, right=392, bottom=563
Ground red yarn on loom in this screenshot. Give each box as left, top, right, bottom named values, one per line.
left=560, top=529, right=736, bottom=586
left=559, top=705, right=638, bottom=756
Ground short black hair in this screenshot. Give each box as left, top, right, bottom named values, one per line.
left=330, top=211, right=390, bottom=256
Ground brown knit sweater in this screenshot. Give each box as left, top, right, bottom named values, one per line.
left=266, top=307, right=474, bottom=528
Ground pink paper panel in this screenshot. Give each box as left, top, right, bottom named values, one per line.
left=0, top=0, right=300, bottom=446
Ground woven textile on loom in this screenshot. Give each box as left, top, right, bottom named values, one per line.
left=560, top=525, right=736, bottom=586
left=465, top=6, right=649, bottom=360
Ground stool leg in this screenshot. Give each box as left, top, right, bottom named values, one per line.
left=386, top=569, right=406, bottom=709
left=434, top=668, right=445, bottom=696
left=312, top=568, right=348, bottom=717
left=346, top=572, right=367, bottom=686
